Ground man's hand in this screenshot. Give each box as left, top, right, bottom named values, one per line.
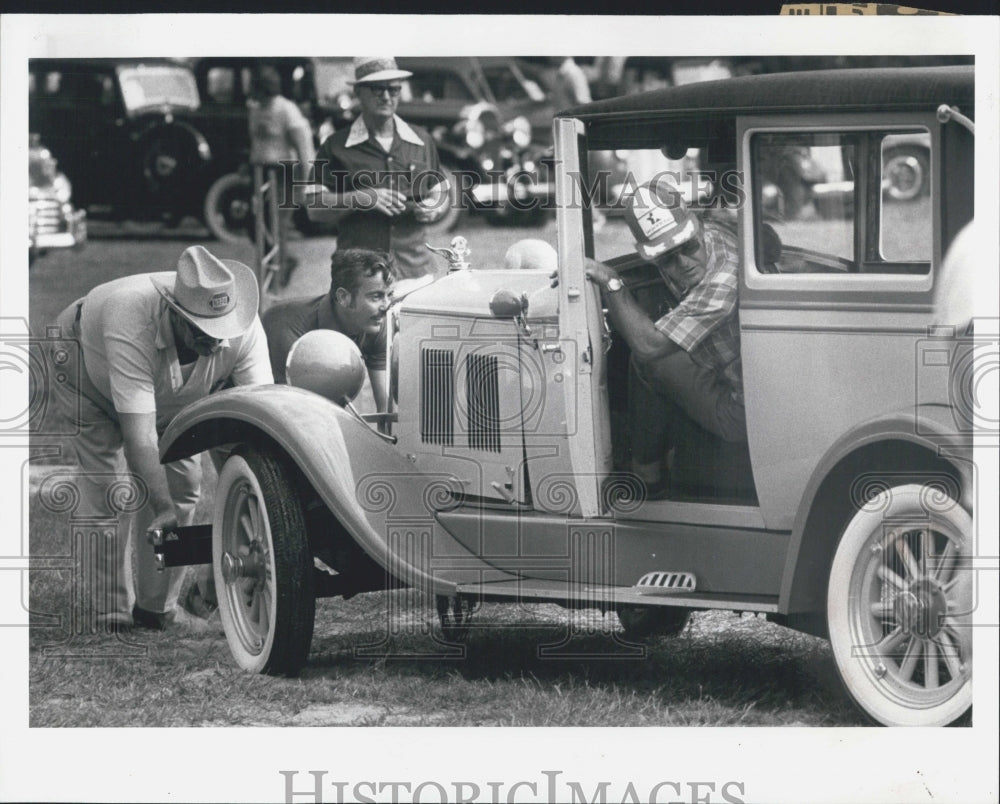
left=584, top=257, right=620, bottom=289
left=148, top=508, right=179, bottom=537
left=356, top=187, right=407, bottom=217
left=413, top=200, right=443, bottom=224
left=550, top=258, right=620, bottom=290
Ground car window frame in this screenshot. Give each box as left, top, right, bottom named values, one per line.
left=739, top=112, right=940, bottom=301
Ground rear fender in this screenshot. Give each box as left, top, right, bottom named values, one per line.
left=160, top=385, right=514, bottom=594
left=779, top=408, right=972, bottom=614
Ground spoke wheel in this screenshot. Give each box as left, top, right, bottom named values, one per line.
left=617, top=606, right=690, bottom=640
left=214, top=446, right=315, bottom=675
left=203, top=172, right=255, bottom=243
left=827, top=484, right=972, bottom=726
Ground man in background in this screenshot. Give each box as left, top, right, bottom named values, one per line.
left=307, top=57, right=451, bottom=279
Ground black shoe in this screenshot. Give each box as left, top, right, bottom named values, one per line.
left=132, top=605, right=173, bottom=631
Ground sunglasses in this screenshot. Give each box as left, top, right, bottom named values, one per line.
left=364, top=84, right=402, bottom=98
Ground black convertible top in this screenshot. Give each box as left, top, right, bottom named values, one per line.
left=558, top=66, right=974, bottom=121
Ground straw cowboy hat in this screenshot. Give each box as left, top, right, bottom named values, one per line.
left=151, top=245, right=259, bottom=339
left=348, top=56, right=412, bottom=85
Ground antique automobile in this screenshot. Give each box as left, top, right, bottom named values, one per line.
left=394, top=56, right=554, bottom=227
left=155, top=66, right=978, bottom=727
left=28, top=58, right=215, bottom=228
left=28, top=133, right=86, bottom=265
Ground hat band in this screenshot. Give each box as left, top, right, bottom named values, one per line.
left=172, top=287, right=236, bottom=319
left=356, top=59, right=400, bottom=81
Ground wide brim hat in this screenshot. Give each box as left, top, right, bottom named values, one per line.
left=151, top=245, right=258, bottom=340
left=348, top=56, right=413, bottom=85
left=625, top=180, right=698, bottom=262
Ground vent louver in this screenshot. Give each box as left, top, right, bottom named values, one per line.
left=466, top=353, right=501, bottom=453
left=421, top=348, right=454, bottom=445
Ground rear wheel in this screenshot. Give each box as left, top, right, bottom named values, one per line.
left=422, top=166, right=463, bottom=238
left=214, top=445, right=315, bottom=675
left=203, top=172, right=254, bottom=243
left=883, top=146, right=929, bottom=202
left=617, top=606, right=690, bottom=640
left=827, top=483, right=972, bottom=726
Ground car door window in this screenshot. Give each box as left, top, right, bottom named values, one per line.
left=751, top=129, right=931, bottom=275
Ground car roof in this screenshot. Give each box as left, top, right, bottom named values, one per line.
left=30, top=57, right=189, bottom=71
left=559, top=66, right=974, bottom=121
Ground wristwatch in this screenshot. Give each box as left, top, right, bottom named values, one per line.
left=605, top=277, right=624, bottom=294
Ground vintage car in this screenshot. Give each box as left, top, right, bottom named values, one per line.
left=28, top=59, right=218, bottom=228
left=155, top=66, right=978, bottom=727
left=28, top=133, right=86, bottom=264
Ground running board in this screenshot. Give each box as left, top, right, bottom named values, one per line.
left=454, top=579, right=779, bottom=613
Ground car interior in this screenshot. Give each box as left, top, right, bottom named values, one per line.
left=576, top=120, right=936, bottom=508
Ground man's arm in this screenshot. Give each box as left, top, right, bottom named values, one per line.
left=119, top=411, right=177, bottom=533
left=584, top=258, right=680, bottom=363
left=368, top=368, right=388, bottom=414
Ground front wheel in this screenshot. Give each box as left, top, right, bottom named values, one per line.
left=827, top=483, right=972, bottom=726
left=214, top=445, right=315, bottom=675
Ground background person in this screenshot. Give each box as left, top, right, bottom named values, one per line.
left=583, top=181, right=745, bottom=496
left=262, top=248, right=395, bottom=412
left=248, top=63, right=317, bottom=287
left=51, top=246, right=273, bottom=630
left=306, top=57, right=451, bottom=280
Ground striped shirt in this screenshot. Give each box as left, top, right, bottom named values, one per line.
left=653, top=220, right=743, bottom=401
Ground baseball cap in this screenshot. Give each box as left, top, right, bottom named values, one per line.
left=624, top=180, right=698, bottom=261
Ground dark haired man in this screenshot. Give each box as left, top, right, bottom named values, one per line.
left=262, top=248, right=395, bottom=410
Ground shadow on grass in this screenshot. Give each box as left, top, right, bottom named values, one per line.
left=303, top=599, right=863, bottom=726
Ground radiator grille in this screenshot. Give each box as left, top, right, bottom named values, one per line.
left=466, top=353, right=501, bottom=453
left=421, top=348, right=454, bottom=445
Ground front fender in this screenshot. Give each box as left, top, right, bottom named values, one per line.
left=160, top=385, right=516, bottom=594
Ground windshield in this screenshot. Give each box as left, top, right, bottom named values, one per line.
left=118, top=65, right=199, bottom=113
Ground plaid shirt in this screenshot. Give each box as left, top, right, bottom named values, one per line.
left=653, top=219, right=743, bottom=402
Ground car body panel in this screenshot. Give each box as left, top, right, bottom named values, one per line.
left=159, top=384, right=521, bottom=593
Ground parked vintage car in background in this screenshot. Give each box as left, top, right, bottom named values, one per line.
left=154, top=66, right=978, bottom=727
left=28, top=59, right=218, bottom=229
left=28, top=133, right=86, bottom=265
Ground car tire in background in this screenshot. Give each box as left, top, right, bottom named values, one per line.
left=203, top=171, right=255, bottom=243
left=826, top=483, right=972, bottom=726
left=137, top=122, right=210, bottom=223
left=422, top=165, right=464, bottom=238
left=213, top=445, right=315, bottom=676
left=883, top=145, right=930, bottom=202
